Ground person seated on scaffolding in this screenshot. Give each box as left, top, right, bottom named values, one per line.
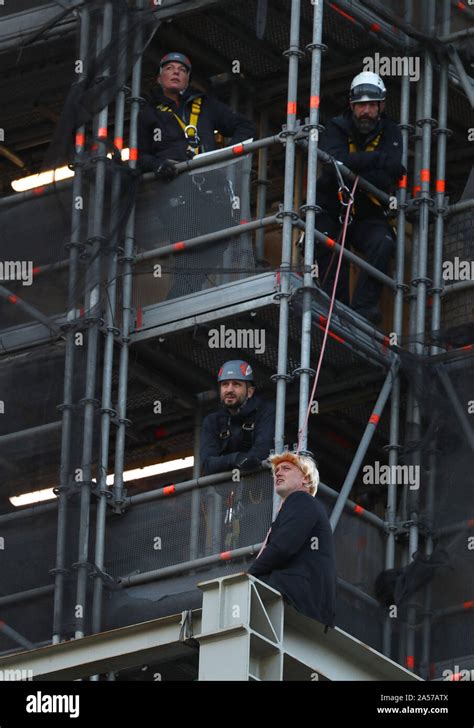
left=248, top=451, right=336, bottom=628
left=201, top=360, right=276, bottom=550
left=315, top=72, right=406, bottom=325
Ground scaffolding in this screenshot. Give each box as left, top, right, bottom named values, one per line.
left=0, top=0, right=473, bottom=682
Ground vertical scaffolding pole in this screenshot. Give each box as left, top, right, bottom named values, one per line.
left=420, top=2, right=451, bottom=676
left=295, top=0, right=323, bottom=454
left=91, top=8, right=129, bottom=640
left=74, top=2, right=114, bottom=640
left=112, top=0, right=144, bottom=510
left=52, top=4, right=90, bottom=646
left=405, top=0, right=435, bottom=670
left=273, top=0, right=301, bottom=516
left=382, top=69, right=411, bottom=656
left=255, top=109, right=269, bottom=265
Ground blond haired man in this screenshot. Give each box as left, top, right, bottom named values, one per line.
left=248, top=452, right=336, bottom=627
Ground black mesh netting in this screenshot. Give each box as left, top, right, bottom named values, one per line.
left=133, top=155, right=255, bottom=303
left=0, top=344, right=88, bottom=507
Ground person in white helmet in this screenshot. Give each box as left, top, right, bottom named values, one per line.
left=315, top=71, right=405, bottom=325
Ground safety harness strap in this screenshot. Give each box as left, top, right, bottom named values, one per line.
left=156, top=97, right=203, bottom=156
left=348, top=131, right=383, bottom=209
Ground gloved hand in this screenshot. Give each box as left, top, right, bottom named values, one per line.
left=236, top=454, right=262, bottom=473
left=375, top=152, right=406, bottom=180
left=154, top=159, right=178, bottom=182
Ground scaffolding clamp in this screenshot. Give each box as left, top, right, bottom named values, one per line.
left=293, top=366, right=316, bottom=378
left=89, top=563, right=117, bottom=588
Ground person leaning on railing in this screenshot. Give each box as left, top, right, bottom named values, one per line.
left=315, top=71, right=406, bottom=325
left=137, top=52, right=256, bottom=177
left=137, top=52, right=256, bottom=298
left=200, top=359, right=276, bottom=551
left=200, top=360, right=275, bottom=476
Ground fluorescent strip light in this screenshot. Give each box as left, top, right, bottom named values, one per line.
left=11, top=166, right=74, bottom=192
left=11, top=149, right=131, bottom=192
left=107, top=456, right=194, bottom=486
left=9, top=455, right=194, bottom=507
left=10, top=488, right=57, bottom=507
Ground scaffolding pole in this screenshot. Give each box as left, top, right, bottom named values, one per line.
left=90, top=7, right=130, bottom=643
left=330, top=363, right=399, bottom=531
left=272, top=0, right=301, bottom=516
left=420, top=0, right=451, bottom=677
left=111, top=0, right=144, bottom=511
left=74, top=2, right=114, bottom=640
left=383, top=66, right=411, bottom=657
left=405, top=0, right=436, bottom=671
left=296, top=0, right=323, bottom=455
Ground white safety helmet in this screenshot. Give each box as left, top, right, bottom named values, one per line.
left=350, top=72, right=386, bottom=102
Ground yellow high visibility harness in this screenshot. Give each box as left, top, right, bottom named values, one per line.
left=348, top=132, right=382, bottom=211
left=156, top=97, right=203, bottom=157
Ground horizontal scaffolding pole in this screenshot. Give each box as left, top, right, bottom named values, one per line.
left=167, top=132, right=304, bottom=175
left=136, top=215, right=279, bottom=263
left=338, top=577, right=382, bottom=611
left=319, top=481, right=385, bottom=530
left=437, top=518, right=474, bottom=538
left=445, top=199, right=474, bottom=217
left=441, top=28, right=474, bottom=42
left=118, top=543, right=259, bottom=587
left=0, top=501, right=58, bottom=525
left=0, top=131, right=285, bottom=212
left=296, top=218, right=397, bottom=290
left=0, top=585, right=54, bottom=608
left=0, top=622, right=35, bottom=650
left=0, top=286, right=61, bottom=336
left=442, top=280, right=474, bottom=296
left=126, top=468, right=245, bottom=506
left=434, top=600, right=474, bottom=619
left=0, top=420, right=62, bottom=450
left=297, top=140, right=393, bottom=207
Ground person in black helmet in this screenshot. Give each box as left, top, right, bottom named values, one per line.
left=200, top=360, right=275, bottom=476
left=137, top=52, right=256, bottom=298
left=137, top=52, right=255, bottom=175
left=315, top=71, right=405, bottom=325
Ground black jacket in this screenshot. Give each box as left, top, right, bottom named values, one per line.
left=248, top=490, right=337, bottom=626
left=137, top=86, right=256, bottom=172
left=317, top=109, right=403, bottom=219
left=200, top=394, right=275, bottom=476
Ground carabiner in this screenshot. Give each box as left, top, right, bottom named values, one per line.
left=184, top=124, right=200, bottom=144
left=338, top=185, right=354, bottom=207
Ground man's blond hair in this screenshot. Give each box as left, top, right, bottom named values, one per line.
left=268, top=452, right=319, bottom=496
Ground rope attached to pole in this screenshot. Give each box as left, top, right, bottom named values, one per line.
left=296, top=175, right=360, bottom=454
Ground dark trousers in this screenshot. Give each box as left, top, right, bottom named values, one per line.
left=315, top=213, right=395, bottom=309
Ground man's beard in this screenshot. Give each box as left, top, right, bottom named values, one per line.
left=353, top=115, right=378, bottom=135
left=221, top=394, right=247, bottom=411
